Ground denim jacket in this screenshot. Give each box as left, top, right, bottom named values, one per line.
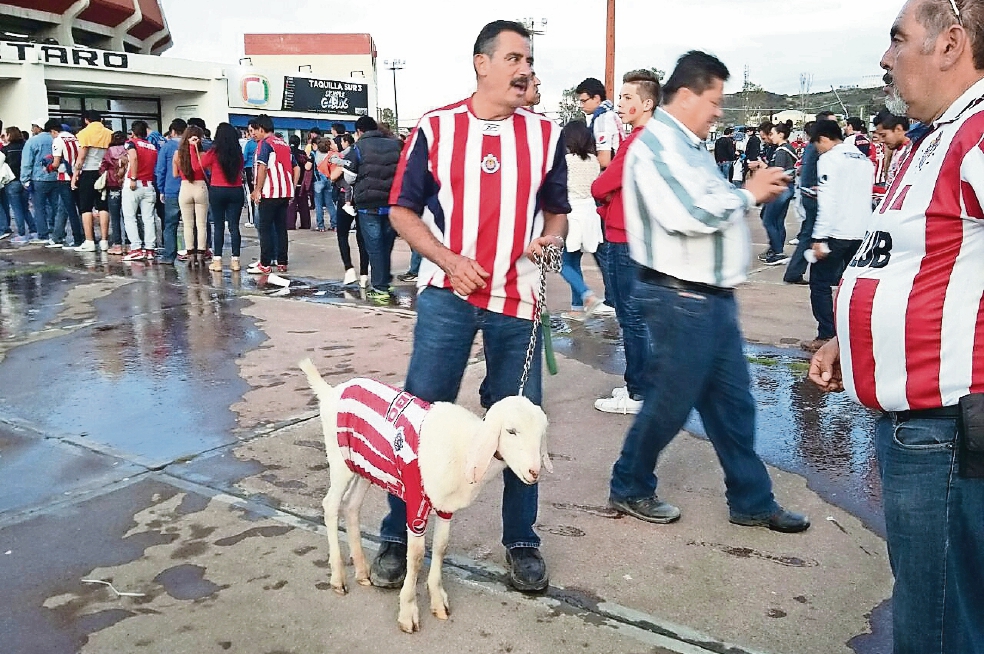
left=20, top=133, right=56, bottom=184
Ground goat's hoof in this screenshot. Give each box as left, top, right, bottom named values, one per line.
left=431, top=602, right=451, bottom=620
left=356, top=576, right=372, bottom=587
left=398, top=607, right=420, bottom=633
left=331, top=583, right=347, bottom=596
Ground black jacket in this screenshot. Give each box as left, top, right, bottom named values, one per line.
left=714, top=136, right=736, bottom=164
left=744, top=134, right=761, bottom=163
left=347, top=130, right=403, bottom=211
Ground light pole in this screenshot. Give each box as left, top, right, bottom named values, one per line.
left=518, top=17, right=547, bottom=59
left=383, top=59, right=404, bottom=133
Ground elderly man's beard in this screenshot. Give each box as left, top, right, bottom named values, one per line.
left=883, top=72, right=910, bottom=116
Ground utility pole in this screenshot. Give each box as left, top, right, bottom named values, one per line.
left=605, top=0, right=615, bottom=100
left=518, top=17, right=547, bottom=60
left=830, top=85, right=849, bottom=117
left=384, top=59, right=404, bottom=133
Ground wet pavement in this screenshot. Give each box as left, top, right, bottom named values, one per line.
left=0, top=225, right=893, bottom=654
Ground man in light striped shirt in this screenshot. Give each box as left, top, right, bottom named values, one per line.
left=609, top=51, right=810, bottom=533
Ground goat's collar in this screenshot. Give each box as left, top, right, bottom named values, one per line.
left=493, top=451, right=503, bottom=461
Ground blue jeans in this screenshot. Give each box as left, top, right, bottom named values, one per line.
left=31, top=180, right=58, bottom=240
left=761, top=185, right=793, bottom=254
left=359, top=210, right=396, bottom=291
left=161, top=196, right=180, bottom=261
left=783, top=195, right=817, bottom=282
left=605, top=243, right=650, bottom=398
left=257, top=197, right=289, bottom=266
left=609, top=282, right=778, bottom=518
left=0, top=186, right=9, bottom=234
left=107, top=190, right=123, bottom=245
left=809, top=238, right=861, bottom=339
left=379, top=287, right=543, bottom=549
left=560, top=250, right=592, bottom=308
left=53, top=181, right=82, bottom=245
left=209, top=185, right=244, bottom=257
left=408, top=250, right=422, bottom=275
left=593, top=240, right=614, bottom=307
left=717, top=162, right=734, bottom=183
left=5, top=181, right=33, bottom=235
left=876, top=414, right=984, bottom=654
left=312, top=179, right=335, bottom=229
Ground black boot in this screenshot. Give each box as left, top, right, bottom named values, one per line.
left=370, top=541, right=407, bottom=588
left=505, top=547, right=549, bottom=593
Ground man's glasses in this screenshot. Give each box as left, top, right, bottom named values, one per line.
left=948, top=0, right=963, bottom=26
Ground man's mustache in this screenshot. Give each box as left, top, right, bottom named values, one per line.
left=510, top=76, right=530, bottom=90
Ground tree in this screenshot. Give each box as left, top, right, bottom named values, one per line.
left=558, top=87, right=584, bottom=125
left=649, top=67, right=666, bottom=82
left=378, top=107, right=396, bottom=130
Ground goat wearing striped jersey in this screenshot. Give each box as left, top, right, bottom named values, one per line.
left=298, top=358, right=550, bottom=633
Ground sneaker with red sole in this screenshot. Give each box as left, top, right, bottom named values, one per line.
left=143, top=249, right=156, bottom=262
left=122, top=249, right=145, bottom=262
left=276, top=264, right=287, bottom=273
left=204, top=249, right=213, bottom=260
left=247, top=263, right=272, bottom=275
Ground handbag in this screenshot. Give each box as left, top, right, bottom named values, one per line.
left=93, top=170, right=108, bottom=191
left=0, top=162, right=14, bottom=189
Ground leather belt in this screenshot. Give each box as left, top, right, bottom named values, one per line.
left=888, top=406, right=961, bottom=422
left=638, top=267, right=733, bottom=298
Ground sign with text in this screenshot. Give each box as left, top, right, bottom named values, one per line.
left=0, top=40, right=129, bottom=69
left=282, top=77, right=368, bottom=116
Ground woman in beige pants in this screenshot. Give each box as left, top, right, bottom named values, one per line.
left=173, top=125, right=209, bottom=266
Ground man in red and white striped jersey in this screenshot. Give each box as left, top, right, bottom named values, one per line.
left=47, top=124, right=82, bottom=247
left=249, top=114, right=299, bottom=274
left=370, top=20, right=569, bottom=595
left=810, top=1, right=984, bottom=650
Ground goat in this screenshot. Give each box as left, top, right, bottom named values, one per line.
left=298, top=358, right=550, bottom=633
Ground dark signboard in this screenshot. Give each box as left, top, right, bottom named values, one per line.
left=282, top=76, right=369, bottom=116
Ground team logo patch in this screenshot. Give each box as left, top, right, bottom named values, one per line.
left=917, top=134, right=942, bottom=170
left=393, top=426, right=405, bottom=453
left=482, top=153, right=501, bottom=174
left=598, top=134, right=608, bottom=144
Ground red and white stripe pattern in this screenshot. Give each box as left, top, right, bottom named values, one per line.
left=53, top=132, right=79, bottom=182
left=335, top=378, right=450, bottom=535
left=391, top=98, right=567, bottom=321
left=838, top=80, right=984, bottom=411
left=258, top=135, right=294, bottom=199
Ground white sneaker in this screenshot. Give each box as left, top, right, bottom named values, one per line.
left=594, top=394, right=643, bottom=414
left=99, top=239, right=109, bottom=252
left=788, top=238, right=800, bottom=245
left=75, top=240, right=96, bottom=252
left=359, top=274, right=368, bottom=288
left=45, top=239, right=64, bottom=248
left=342, top=268, right=358, bottom=285
left=591, top=303, right=617, bottom=317
left=611, top=386, right=629, bottom=398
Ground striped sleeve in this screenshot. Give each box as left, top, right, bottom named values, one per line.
left=959, top=132, right=984, bottom=220
left=634, top=129, right=752, bottom=236
left=390, top=124, right=435, bottom=214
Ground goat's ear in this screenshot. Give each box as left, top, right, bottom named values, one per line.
left=465, top=415, right=501, bottom=485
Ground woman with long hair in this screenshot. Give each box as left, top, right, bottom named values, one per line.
left=558, top=121, right=604, bottom=319
left=201, top=123, right=245, bottom=271
left=99, top=130, right=128, bottom=254
left=3, top=127, right=36, bottom=243
left=172, top=124, right=208, bottom=266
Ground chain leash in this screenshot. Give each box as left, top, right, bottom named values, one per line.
left=518, top=244, right=563, bottom=396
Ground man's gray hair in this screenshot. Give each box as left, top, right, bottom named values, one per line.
left=917, top=0, right=984, bottom=69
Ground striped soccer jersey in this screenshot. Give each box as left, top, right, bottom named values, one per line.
left=335, top=378, right=450, bottom=535
left=257, top=135, right=295, bottom=199
left=837, top=78, right=984, bottom=411
left=390, top=97, right=571, bottom=321
left=52, top=132, right=79, bottom=182
left=590, top=101, right=624, bottom=154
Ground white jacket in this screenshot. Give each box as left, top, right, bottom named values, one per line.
left=813, top=142, right=874, bottom=241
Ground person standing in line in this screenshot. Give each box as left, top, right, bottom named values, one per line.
left=743, top=126, right=762, bottom=182
left=201, top=123, right=245, bottom=272
left=174, top=125, right=209, bottom=267
left=71, top=110, right=113, bottom=252
left=328, top=133, right=369, bottom=286
left=121, top=120, right=159, bottom=262
left=609, top=50, right=809, bottom=534
left=714, top=126, right=737, bottom=182
left=590, top=68, right=660, bottom=415
left=811, top=1, right=984, bottom=649
left=242, top=123, right=258, bottom=222
left=752, top=122, right=798, bottom=265
left=344, top=115, right=403, bottom=304
left=249, top=114, right=299, bottom=275
left=843, top=116, right=873, bottom=156
left=287, top=134, right=313, bottom=230
left=371, top=20, right=569, bottom=594
left=98, top=131, right=127, bottom=254
left=48, top=122, right=82, bottom=248
left=20, top=119, right=57, bottom=244
left=154, top=119, right=186, bottom=263
left=4, top=127, right=37, bottom=243
left=311, top=138, right=336, bottom=231
left=801, top=119, right=873, bottom=353
left=557, top=121, right=604, bottom=319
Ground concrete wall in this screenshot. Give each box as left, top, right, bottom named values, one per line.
left=0, top=63, right=49, bottom=130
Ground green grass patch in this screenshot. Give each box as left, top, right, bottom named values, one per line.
left=746, top=355, right=779, bottom=366
left=786, top=361, right=811, bottom=373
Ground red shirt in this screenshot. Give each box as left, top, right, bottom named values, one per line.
left=591, top=129, right=642, bottom=244
left=201, top=148, right=244, bottom=187
left=124, top=137, right=158, bottom=182
left=177, top=147, right=205, bottom=182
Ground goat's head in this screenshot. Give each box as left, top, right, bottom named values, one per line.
left=466, top=396, right=551, bottom=485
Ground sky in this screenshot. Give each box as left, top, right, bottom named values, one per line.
left=163, top=0, right=905, bottom=126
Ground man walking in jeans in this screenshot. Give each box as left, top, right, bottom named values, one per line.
left=20, top=118, right=57, bottom=243
left=811, top=1, right=984, bottom=650
left=610, top=51, right=809, bottom=534
left=344, top=116, right=402, bottom=304
left=155, top=119, right=186, bottom=265
left=371, top=19, right=569, bottom=594
left=249, top=114, right=299, bottom=275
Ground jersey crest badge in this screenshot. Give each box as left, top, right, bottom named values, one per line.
left=481, top=153, right=501, bottom=174
left=917, top=134, right=942, bottom=170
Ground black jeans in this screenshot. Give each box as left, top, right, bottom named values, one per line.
left=783, top=195, right=817, bottom=282
left=209, top=185, right=245, bottom=257
left=256, top=198, right=289, bottom=266
left=809, top=238, right=862, bottom=339
left=335, top=198, right=368, bottom=274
